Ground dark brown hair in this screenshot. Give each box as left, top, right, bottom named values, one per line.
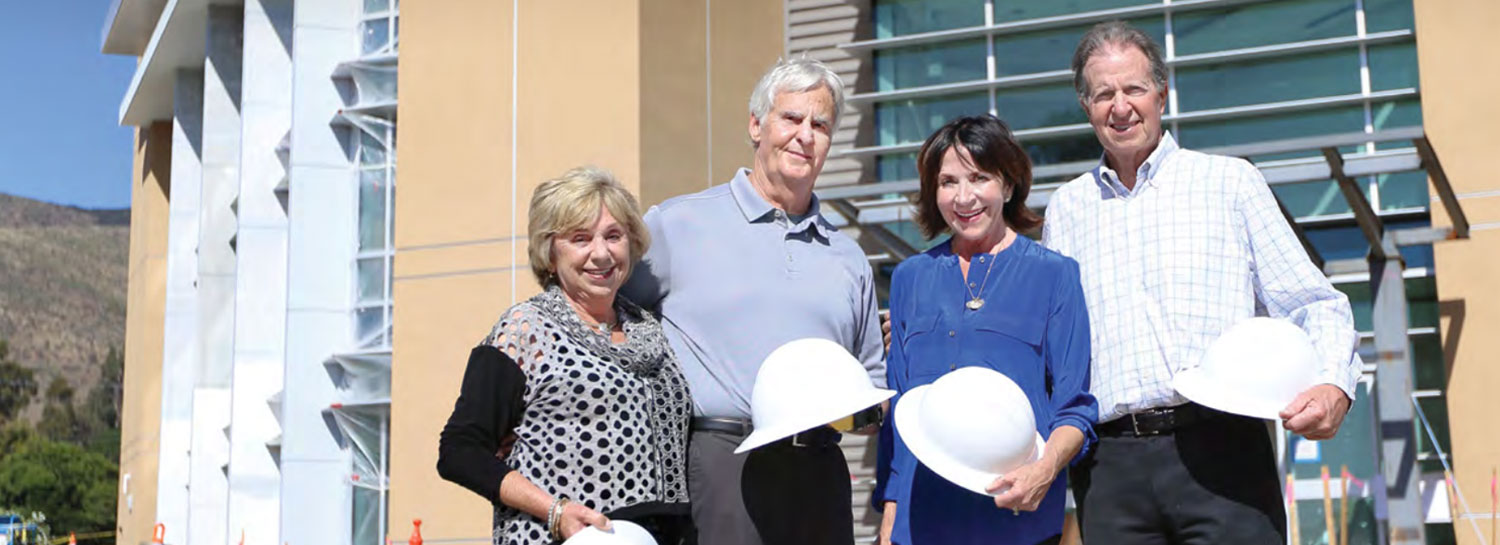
left=913, top=115, right=1041, bottom=239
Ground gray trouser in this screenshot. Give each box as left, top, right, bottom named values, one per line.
left=687, top=429, right=853, bottom=545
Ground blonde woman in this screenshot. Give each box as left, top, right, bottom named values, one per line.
left=438, top=167, right=692, bottom=544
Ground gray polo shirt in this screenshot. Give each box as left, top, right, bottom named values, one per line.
left=622, top=168, right=887, bottom=420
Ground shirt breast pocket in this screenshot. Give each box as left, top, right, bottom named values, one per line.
left=974, top=312, right=1045, bottom=355
left=897, top=311, right=943, bottom=382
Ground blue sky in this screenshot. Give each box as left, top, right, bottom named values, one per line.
left=0, top=1, right=138, bottom=209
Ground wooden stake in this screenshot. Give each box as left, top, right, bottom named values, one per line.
left=1339, top=465, right=1349, bottom=545
left=1288, top=473, right=1301, bottom=545
left=1322, top=465, right=1336, bottom=545
left=1445, top=470, right=1460, bottom=537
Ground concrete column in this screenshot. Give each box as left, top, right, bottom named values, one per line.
left=280, top=1, right=361, bottom=544
left=189, top=6, right=243, bottom=545
left=1371, top=238, right=1424, bottom=545
left=225, top=0, right=293, bottom=542
left=154, top=67, right=204, bottom=545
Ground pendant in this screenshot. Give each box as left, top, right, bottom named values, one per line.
left=966, top=298, right=985, bottom=310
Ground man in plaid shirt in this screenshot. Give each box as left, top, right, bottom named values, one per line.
left=1042, top=21, right=1363, bottom=544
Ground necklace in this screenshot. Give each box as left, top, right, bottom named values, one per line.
left=962, top=251, right=999, bottom=311
left=586, top=317, right=615, bottom=336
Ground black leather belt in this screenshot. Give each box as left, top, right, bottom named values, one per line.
left=692, top=417, right=753, bottom=436
left=691, top=417, right=842, bottom=448
left=1096, top=403, right=1224, bottom=437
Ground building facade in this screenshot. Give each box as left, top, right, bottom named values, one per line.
left=104, top=1, right=1498, bottom=544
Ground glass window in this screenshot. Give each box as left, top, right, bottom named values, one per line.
left=995, top=83, right=1086, bottom=130
left=875, top=91, right=989, bottom=146
left=873, top=0, right=983, bottom=38
left=1364, top=0, right=1415, bottom=32
left=361, top=18, right=390, bottom=56
left=1368, top=42, right=1419, bottom=92
left=1336, top=273, right=1437, bottom=332
left=877, top=152, right=918, bottom=182
left=359, top=169, right=388, bottom=251
left=1023, top=133, right=1103, bottom=166
left=357, top=257, right=386, bottom=304
left=1176, top=104, right=1365, bottom=161
left=1376, top=171, right=1428, bottom=211
left=355, top=306, right=388, bottom=346
left=1415, top=395, right=1451, bottom=456
left=875, top=39, right=987, bottom=91
left=993, top=0, right=1148, bottom=23
left=1175, top=48, right=1362, bottom=112
left=358, top=131, right=387, bottom=167
left=1173, top=0, right=1354, bottom=56
left=993, top=18, right=1163, bottom=77
left=1411, top=334, right=1446, bottom=391
left=1371, top=99, right=1422, bottom=133
left=1273, top=180, right=1352, bottom=218
left=363, top=0, right=389, bottom=13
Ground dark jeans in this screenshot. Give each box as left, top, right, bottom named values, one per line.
left=1071, top=411, right=1286, bottom=545
left=687, top=429, right=853, bottom=545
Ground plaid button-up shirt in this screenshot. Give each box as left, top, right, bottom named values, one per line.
left=1042, top=133, right=1362, bottom=423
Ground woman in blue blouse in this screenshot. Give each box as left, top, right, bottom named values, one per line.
left=874, top=115, right=1098, bottom=545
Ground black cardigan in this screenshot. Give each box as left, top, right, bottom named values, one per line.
left=436, top=345, right=526, bottom=504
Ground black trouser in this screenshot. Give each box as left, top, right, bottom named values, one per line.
left=1071, top=411, right=1286, bottom=545
left=687, top=428, right=853, bottom=545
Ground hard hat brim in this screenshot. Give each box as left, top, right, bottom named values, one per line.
left=1171, top=367, right=1289, bottom=421
left=894, top=385, right=1046, bottom=497
left=733, top=388, right=894, bottom=454
left=562, top=521, right=658, bottom=545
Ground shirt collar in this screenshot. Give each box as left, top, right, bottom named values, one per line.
left=1093, top=131, right=1179, bottom=200
left=729, top=167, right=831, bottom=235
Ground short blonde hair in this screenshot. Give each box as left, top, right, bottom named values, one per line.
left=528, top=166, right=650, bottom=287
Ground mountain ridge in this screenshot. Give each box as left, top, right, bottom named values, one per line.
left=0, top=192, right=129, bottom=423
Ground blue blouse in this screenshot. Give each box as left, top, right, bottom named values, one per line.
left=874, top=235, right=1098, bottom=545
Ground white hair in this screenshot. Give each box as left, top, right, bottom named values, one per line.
left=747, top=57, right=847, bottom=130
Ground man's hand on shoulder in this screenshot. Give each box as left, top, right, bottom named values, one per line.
left=1280, top=384, right=1350, bottom=440
left=880, top=309, right=892, bottom=352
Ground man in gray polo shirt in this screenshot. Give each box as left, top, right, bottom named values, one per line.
left=622, top=58, right=885, bottom=545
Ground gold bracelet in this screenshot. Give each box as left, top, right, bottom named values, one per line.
left=548, top=497, right=571, bottom=541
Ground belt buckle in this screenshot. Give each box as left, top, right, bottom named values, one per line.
left=1131, top=408, right=1168, bottom=437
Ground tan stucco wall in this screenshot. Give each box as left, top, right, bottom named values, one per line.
left=387, top=1, right=783, bottom=541
left=639, top=0, right=786, bottom=207
left=118, top=121, right=171, bottom=545
left=1413, top=1, right=1500, bottom=543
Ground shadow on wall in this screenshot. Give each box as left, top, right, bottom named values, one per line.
left=1438, top=298, right=1464, bottom=383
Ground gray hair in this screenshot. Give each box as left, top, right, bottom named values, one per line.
left=748, top=57, right=847, bottom=131
left=1071, top=21, right=1168, bottom=101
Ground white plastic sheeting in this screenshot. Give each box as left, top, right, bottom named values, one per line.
left=323, top=350, right=392, bottom=400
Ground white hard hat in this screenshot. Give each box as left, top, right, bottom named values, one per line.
left=1172, top=317, right=1321, bottom=420
left=734, top=338, right=895, bottom=454
left=563, top=521, right=658, bottom=545
left=894, top=366, right=1046, bottom=496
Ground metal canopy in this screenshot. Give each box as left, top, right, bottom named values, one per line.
left=817, top=126, right=1470, bottom=275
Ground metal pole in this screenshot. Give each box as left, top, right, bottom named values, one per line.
left=1370, top=233, right=1425, bottom=544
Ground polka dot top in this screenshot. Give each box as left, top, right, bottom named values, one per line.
left=482, top=286, right=692, bottom=545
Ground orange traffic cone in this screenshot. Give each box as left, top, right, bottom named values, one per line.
left=153, top=523, right=167, bottom=545
left=409, top=519, right=423, bottom=545
left=69, top=533, right=77, bottom=545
